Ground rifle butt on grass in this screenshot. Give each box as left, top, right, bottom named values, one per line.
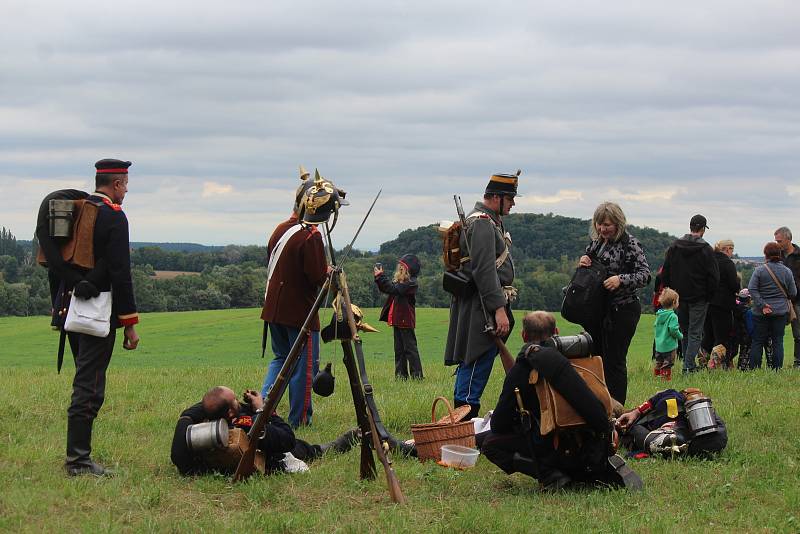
left=337, top=270, right=406, bottom=504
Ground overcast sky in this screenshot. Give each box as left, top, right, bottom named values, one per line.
left=2, top=1, right=798, bottom=256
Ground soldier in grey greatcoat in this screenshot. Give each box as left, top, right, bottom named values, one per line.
left=445, top=172, right=518, bottom=419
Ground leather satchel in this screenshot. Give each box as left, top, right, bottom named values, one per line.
left=64, top=291, right=112, bottom=338
left=529, top=355, right=613, bottom=435
left=202, top=427, right=265, bottom=474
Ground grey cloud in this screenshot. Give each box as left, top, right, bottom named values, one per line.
left=1, top=0, right=799, bottom=256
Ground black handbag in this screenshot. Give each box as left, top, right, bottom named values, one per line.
left=561, top=242, right=608, bottom=329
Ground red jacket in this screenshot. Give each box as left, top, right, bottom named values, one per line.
left=375, top=273, right=417, bottom=329
left=260, top=215, right=328, bottom=330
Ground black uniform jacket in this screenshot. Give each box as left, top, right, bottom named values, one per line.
left=35, top=190, right=138, bottom=328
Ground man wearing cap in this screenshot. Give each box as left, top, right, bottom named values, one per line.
left=774, top=227, right=800, bottom=368
left=36, top=159, right=140, bottom=476
left=444, top=172, right=518, bottom=419
left=259, top=170, right=342, bottom=428
left=661, top=215, right=719, bottom=373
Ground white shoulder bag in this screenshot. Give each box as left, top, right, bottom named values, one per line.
left=64, top=292, right=113, bottom=337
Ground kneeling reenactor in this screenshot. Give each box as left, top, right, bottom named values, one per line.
left=171, top=387, right=357, bottom=476
left=482, top=311, right=642, bottom=491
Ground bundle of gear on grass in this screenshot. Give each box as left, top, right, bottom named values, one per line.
left=619, top=388, right=728, bottom=458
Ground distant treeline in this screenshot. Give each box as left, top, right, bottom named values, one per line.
left=1, top=214, right=756, bottom=317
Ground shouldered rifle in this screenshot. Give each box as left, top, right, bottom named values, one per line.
left=454, top=195, right=515, bottom=373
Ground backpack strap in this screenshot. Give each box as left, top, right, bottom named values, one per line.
left=462, top=212, right=510, bottom=269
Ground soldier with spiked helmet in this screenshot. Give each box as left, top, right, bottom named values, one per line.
left=259, top=169, right=347, bottom=427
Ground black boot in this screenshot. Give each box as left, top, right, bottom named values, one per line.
left=511, top=453, right=539, bottom=478
left=605, top=454, right=643, bottom=491
left=319, top=428, right=361, bottom=455
left=65, top=418, right=111, bottom=476
left=386, top=433, right=417, bottom=458
left=794, top=339, right=800, bottom=368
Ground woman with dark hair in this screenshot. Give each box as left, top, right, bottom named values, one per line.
left=578, top=202, right=651, bottom=404
left=747, top=242, right=797, bottom=370
left=701, top=240, right=740, bottom=368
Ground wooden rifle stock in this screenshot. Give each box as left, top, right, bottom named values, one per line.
left=232, top=276, right=331, bottom=482
left=495, top=338, right=515, bottom=373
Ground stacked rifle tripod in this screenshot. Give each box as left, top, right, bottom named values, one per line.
left=233, top=193, right=406, bottom=504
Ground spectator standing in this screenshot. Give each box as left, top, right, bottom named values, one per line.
left=701, top=240, right=740, bottom=368
left=774, top=227, right=800, bottom=368
left=747, top=242, right=797, bottom=370
left=578, top=202, right=650, bottom=404
left=375, top=254, right=424, bottom=380
left=661, top=215, right=719, bottom=373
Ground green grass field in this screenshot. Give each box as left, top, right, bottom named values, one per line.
left=1, top=308, right=799, bottom=533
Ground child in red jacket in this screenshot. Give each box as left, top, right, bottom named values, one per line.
left=374, top=254, right=424, bottom=379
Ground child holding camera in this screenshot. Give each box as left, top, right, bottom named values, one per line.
left=654, top=287, right=683, bottom=380
left=374, top=254, right=424, bottom=379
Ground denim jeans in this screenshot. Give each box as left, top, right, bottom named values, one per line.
left=453, top=345, right=498, bottom=415
left=677, top=301, right=709, bottom=371
left=261, top=323, right=319, bottom=427
left=749, top=313, right=787, bottom=370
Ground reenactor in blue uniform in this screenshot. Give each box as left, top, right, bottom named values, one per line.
left=36, top=159, right=140, bottom=476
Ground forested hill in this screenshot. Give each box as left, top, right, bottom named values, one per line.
left=379, top=212, right=676, bottom=270
left=7, top=214, right=748, bottom=317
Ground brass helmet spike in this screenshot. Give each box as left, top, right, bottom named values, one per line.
left=314, top=168, right=324, bottom=187
left=299, top=165, right=310, bottom=180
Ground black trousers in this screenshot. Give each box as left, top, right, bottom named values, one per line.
left=701, top=305, right=734, bottom=357
left=586, top=300, right=641, bottom=405
left=482, top=432, right=534, bottom=475
left=393, top=327, right=423, bottom=379
left=66, top=330, right=116, bottom=421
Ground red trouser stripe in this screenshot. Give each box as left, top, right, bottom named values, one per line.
left=301, top=332, right=313, bottom=424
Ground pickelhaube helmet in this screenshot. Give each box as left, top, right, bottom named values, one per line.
left=293, top=164, right=313, bottom=216
left=301, top=169, right=348, bottom=225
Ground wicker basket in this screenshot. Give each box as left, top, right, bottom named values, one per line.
left=411, top=397, right=476, bottom=462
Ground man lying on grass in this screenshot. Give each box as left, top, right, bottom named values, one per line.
left=171, top=386, right=357, bottom=475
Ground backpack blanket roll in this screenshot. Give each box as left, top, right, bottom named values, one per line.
left=561, top=261, right=608, bottom=330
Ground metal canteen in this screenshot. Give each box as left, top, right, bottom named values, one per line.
left=685, top=397, right=719, bottom=436
left=48, top=199, right=75, bottom=238
left=186, top=419, right=230, bottom=452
